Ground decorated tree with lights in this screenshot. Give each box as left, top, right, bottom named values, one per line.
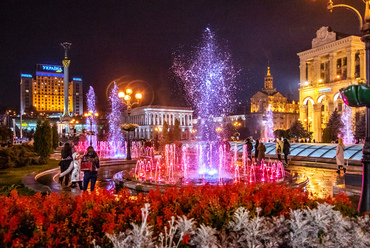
left=265, top=104, right=274, bottom=141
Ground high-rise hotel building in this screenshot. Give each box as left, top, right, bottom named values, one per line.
left=21, top=64, right=83, bottom=116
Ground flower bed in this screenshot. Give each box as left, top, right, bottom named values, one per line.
left=0, top=183, right=363, bottom=247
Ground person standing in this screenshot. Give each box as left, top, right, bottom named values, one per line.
left=82, top=146, right=100, bottom=192
left=257, top=142, right=266, bottom=164
left=254, top=139, right=260, bottom=163
left=283, top=139, right=290, bottom=165
left=246, top=138, right=253, bottom=162
left=59, top=143, right=73, bottom=186
left=336, top=138, right=346, bottom=173
left=276, top=138, right=283, bottom=161
left=70, top=151, right=83, bottom=189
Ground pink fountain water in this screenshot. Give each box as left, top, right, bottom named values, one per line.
left=76, top=140, right=143, bottom=159
left=132, top=142, right=286, bottom=185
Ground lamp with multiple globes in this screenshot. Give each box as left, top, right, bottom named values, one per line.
left=118, top=88, right=142, bottom=116
left=118, top=88, right=143, bottom=160
left=84, top=110, right=99, bottom=146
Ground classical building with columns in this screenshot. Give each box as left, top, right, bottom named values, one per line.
left=123, top=105, right=194, bottom=140
left=298, top=26, right=366, bottom=142
left=247, top=67, right=299, bottom=139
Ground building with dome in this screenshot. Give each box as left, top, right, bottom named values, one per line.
left=247, top=67, right=299, bottom=139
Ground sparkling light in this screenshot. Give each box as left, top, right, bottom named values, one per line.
left=340, top=104, right=354, bottom=144
left=107, top=83, right=125, bottom=157
left=86, top=86, right=98, bottom=147
left=265, top=104, right=274, bottom=141
left=173, top=27, right=237, bottom=141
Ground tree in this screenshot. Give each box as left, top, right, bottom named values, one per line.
left=326, top=109, right=343, bottom=141
left=274, top=129, right=290, bottom=140
left=162, top=121, right=169, bottom=143
left=34, top=119, right=52, bottom=163
left=0, top=125, right=12, bottom=143
left=52, top=124, right=59, bottom=149
left=355, top=113, right=366, bottom=140
left=173, top=119, right=181, bottom=141
left=290, top=120, right=308, bottom=138
left=322, top=128, right=332, bottom=143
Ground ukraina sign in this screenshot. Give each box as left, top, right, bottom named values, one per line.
left=36, top=64, right=63, bottom=73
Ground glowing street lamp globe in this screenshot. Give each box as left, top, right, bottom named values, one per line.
left=126, top=88, right=133, bottom=95
left=118, top=91, right=125, bottom=99
left=135, top=93, right=142, bottom=100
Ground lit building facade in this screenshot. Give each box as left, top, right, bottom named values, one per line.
left=20, top=64, right=83, bottom=116
left=247, top=67, right=299, bottom=139
left=297, top=26, right=366, bottom=142
left=123, top=105, right=194, bottom=140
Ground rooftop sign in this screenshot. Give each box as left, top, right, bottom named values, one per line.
left=36, top=64, right=63, bottom=73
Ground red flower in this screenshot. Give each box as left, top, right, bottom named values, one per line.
left=182, top=233, right=190, bottom=244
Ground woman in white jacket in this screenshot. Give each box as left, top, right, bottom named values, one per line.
left=70, top=152, right=83, bottom=189
left=336, top=138, right=346, bottom=173
left=59, top=151, right=83, bottom=189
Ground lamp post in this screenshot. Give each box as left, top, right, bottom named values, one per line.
left=84, top=110, right=98, bottom=146
left=328, top=0, right=370, bottom=213
left=119, top=89, right=142, bottom=160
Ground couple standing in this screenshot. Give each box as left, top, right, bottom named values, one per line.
left=59, top=143, right=100, bottom=191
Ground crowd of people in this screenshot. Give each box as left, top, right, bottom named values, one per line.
left=59, top=143, right=100, bottom=191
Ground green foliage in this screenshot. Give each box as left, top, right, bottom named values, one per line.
left=161, top=121, right=170, bottom=146
left=173, top=119, right=181, bottom=141
left=274, top=129, right=290, bottom=139
left=290, top=120, right=308, bottom=138
left=355, top=113, right=366, bottom=140
left=0, top=145, right=39, bottom=169
left=326, top=109, right=344, bottom=141
left=33, top=119, right=52, bottom=161
left=322, top=128, right=332, bottom=143
left=0, top=125, right=12, bottom=143
left=52, top=124, right=58, bottom=149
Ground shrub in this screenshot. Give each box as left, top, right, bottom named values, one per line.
left=0, top=183, right=358, bottom=247
left=0, top=145, right=39, bottom=169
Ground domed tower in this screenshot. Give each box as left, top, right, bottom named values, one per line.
left=262, top=66, right=276, bottom=95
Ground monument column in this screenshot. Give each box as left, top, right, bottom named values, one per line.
left=61, top=42, right=71, bottom=117
left=360, top=50, right=366, bottom=80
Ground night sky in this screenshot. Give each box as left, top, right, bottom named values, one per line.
left=0, top=0, right=364, bottom=112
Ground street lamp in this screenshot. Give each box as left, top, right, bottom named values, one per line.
left=118, top=89, right=142, bottom=116
left=84, top=111, right=98, bottom=146
left=118, top=89, right=143, bottom=160
left=328, top=0, right=370, bottom=213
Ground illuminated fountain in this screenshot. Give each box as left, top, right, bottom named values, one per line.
left=340, top=104, right=354, bottom=144
left=114, top=28, right=306, bottom=192
left=86, top=86, right=98, bottom=148
left=264, top=104, right=274, bottom=142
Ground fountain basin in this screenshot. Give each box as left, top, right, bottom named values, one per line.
left=113, top=168, right=309, bottom=194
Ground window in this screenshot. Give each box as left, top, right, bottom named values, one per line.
left=320, top=62, right=330, bottom=83
left=338, top=103, right=343, bottom=112
left=337, top=57, right=347, bottom=80
left=355, top=52, right=361, bottom=78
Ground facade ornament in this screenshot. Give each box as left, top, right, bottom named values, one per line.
left=312, top=26, right=337, bottom=48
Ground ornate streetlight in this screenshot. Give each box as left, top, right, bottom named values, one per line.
left=84, top=110, right=98, bottom=146
left=119, top=89, right=142, bottom=160
left=118, top=89, right=142, bottom=116
left=328, top=0, right=370, bottom=212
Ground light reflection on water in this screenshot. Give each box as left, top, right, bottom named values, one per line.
left=287, top=165, right=345, bottom=198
